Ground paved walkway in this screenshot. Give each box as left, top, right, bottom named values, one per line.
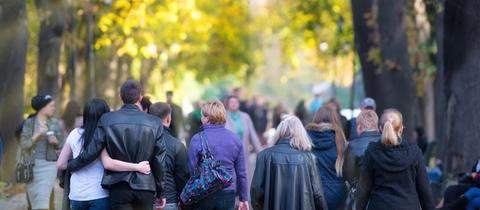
left=0, top=184, right=63, bottom=210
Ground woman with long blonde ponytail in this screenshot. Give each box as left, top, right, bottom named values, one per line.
left=356, top=109, right=434, bottom=210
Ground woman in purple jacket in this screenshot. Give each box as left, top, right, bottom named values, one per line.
left=188, top=99, right=249, bottom=210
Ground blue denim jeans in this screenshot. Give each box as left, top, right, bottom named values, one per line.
left=191, top=190, right=235, bottom=210
left=71, top=197, right=109, bottom=210
left=163, top=203, right=179, bottom=210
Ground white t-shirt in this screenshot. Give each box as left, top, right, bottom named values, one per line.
left=67, top=128, right=109, bottom=201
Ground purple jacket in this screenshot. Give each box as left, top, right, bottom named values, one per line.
left=187, top=124, right=248, bottom=201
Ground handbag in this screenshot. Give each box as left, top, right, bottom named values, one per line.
left=180, top=132, right=233, bottom=205
left=15, top=118, right=35, bottom=183
left=16, top=146, right=34, bottom=183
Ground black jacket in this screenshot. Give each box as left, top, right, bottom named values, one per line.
left=356, top=140, right=434, bottom=210
left=163, top=127, right=189, bottom=204
left=343, top=131, right=380, bottom=187
left=250, top=139, right=327, bottom=210
left=67, top=104, right=166, bottom=197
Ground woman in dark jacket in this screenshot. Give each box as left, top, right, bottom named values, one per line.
left=306, top=106, right=348, bottom=210
left=251, top=115, right=327, bottom=210
left=356, top=109, right=434, bottom=210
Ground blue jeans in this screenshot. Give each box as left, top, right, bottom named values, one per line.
left=163, top=203, right=178, bottom=210
left=71, top=197, right=109, bottom=210
left=191, top=190, right=235, bottom=210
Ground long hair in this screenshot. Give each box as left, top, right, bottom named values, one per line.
left=81, top=98, right=110, bottom=152
left=379, top=109, right=403, bottom=146
left=311, top=106, right=347, bottom=176
left=274, top=115, right=312, bottom=151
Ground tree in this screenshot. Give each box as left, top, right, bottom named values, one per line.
left=0, top=0, right=28, bottom=180
left=35, top=0, right=65, bottom=97
left=441, top=0, right=480, bottom=174
left=351, top=0, right=417, bottom=138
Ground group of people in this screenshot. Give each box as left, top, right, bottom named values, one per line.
left=16, top=79, right=480, bottom=210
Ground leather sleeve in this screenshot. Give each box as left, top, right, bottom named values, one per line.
left=342, top=145, right=355, bottom=185
left=152, top=124, right=166, bottom=198
left=174, top=142, right=189, bottom=194
left=250, top=151, right=266, bottom=210
left=66, top=125, right=106, bottom=171
left=309, top=154, right=328, bottom=210
left=356, top=147, right=374, bottom=210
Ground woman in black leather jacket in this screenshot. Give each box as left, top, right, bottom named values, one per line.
left=250, top=115, right=327, bottom=210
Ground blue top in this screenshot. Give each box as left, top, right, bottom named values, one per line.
left=187, top=124, right=248, bottom=201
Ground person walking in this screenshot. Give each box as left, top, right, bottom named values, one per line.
left=57, top=98, right=151, bottom=210
left=20, top=94, right=64, bottom=210
left=250, top=115, right=327, bottom=210
left=342, top=110, right=381, bottom=209
left=187, top=100, right=249, bottom=210
left=225, top=95, right=263, bottom=184
left=346, top=97, right=376, bottom=140
left=356, top=109, right=434, bottom=210
left=306, top=106, right=347, bottom=210
left=148, top=102, right=189, bottom=210
left=166, top=91, right=184, bottom=137
left=66, top=80, right=167, bottom=210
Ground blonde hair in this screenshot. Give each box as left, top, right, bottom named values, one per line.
left=274, top=115, right=312, bottom=151
left=379, top=109, right=403, bottom=146
left=201, top=99, right=227, bottom=125
left=356, top=110, right=379, bottom=131
left=311, top=106, right=347, bottom=177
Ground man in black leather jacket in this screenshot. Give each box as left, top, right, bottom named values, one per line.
left=67, top=80, right=167, bottom=209
left=343, top=110, right=380, bottom=210
left=148, top=102, right=189, bottom=210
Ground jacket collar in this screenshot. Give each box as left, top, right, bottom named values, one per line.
left=359, top=131, right=380, bottom=137
left=201, top=124, right=224, bottom=130
left=121, top=104, right=141, bottom=111
left=305, top=122, right=335, bottom=132
left=163, top=126, right=173, bottom=135
left=277, top=138, right=290, bottom=145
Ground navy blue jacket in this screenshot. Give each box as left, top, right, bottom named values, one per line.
left=307, top=123, right=347, bottom=210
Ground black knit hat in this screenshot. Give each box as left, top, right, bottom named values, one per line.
left=31, top=94, right=53, bottom=111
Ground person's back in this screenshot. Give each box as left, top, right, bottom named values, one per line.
left=252, top=140, right=323, bottom=210
left=98, top=105, right=163, bottom=188
left=251, top=116, right=327, bottom=210
left=358, top=141, right=430, bottom=210
left=67, top=80, right=167, bottom=209
left=343, top=132, right=380, bottom=185
left=148, top=102, right=189, bottom=209
left=356, top=109, right=434, bottom=210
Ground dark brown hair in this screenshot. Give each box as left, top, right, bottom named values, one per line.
left=148, top=102, right=172, bottom=120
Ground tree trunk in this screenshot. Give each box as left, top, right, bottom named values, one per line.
left=352, top=0, right=417, bottom=139
left=442, top=0, right=480, bottom=174
left=83, top=2, right=95, bottom=100
left=35, top=0, right=65, bottom=97
left=0, top=0, right=28, bottom=181
left=65, top=0, right=77, bottom=100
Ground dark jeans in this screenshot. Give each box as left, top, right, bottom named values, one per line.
left=109, top=182, right=154, bottom=210
left=71, top=197, right=109, bottom=210
left=191, top=190, right=235, bottom=210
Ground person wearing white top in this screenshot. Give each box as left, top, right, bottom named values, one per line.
left=57, top=99, right=150, bottom=210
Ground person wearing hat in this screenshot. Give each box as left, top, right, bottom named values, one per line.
left=20, top=94, right=64, bottom=210
left=345, top=97, right=376, bottom=140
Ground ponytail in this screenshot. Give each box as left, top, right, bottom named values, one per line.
left=381, top=121, right=400, bottom=145
left=379, top=108, right=403, bottom=146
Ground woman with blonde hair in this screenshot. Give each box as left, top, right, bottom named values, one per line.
left=356, top=109, right=434, bottom=210
left=251, top=115, right=327, bottom=210
left=306, top=106, right=348, bottom=210
left=187, top=99, right=249, bottom=210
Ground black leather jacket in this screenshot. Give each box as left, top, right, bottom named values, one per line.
left=343, top=131, right=380, bottom=187
left=67, top=104, right=166, bottom=197
left=163, top=127, right=189, bottom=204
left=250, top=139, right=328, bottom=210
